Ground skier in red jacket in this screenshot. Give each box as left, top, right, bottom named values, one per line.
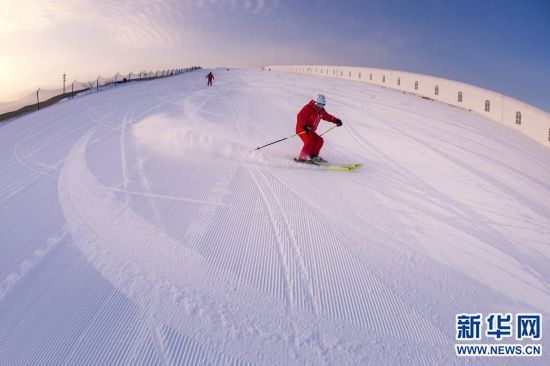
left=206, top=72, right=214, bottom=86
left=296, top=94, right=342, bottom=163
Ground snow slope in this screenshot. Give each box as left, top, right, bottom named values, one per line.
left=0, top=69, right=549, bottom=365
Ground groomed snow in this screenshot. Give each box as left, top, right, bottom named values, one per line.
left=0, top=69, right=549, bottom=365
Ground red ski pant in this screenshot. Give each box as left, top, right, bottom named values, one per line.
left=298, top=132, right=324, bottom=160
left=207, top=79, right=213, bottom=86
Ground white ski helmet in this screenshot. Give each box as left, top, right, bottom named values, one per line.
left=313, top=94, right=326, bottom=108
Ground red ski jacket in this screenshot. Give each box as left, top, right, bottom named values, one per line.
left=296, top=100, right=338, bottom=134
left=206, top=73, right=214, bottom=81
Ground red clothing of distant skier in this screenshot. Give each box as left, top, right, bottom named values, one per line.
left=206, top=72, right=214, bottom=86
left=295, top=100, right=338, bottom=160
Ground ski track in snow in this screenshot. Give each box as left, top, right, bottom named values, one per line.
left=0, top=69, right=549, bottom=365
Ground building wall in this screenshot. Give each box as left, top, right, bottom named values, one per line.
left=265, top=65, right=550, bottom=148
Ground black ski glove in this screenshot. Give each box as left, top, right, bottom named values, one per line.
left=335, top=118, right=343, bottom=127
left=302, top=125, right=311, bottom=134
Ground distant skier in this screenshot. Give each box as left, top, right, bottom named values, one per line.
left=295, top=94, right=342, bottom=163
left=206, top=72, right=215, bottom=86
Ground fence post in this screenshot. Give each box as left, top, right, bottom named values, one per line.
left=71, top=81, right=74, bottom=99
left=37, top=88, right=40, bottom=111
left=96, top=77, right=99, bottom=92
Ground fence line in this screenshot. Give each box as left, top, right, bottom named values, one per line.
left=0, top=67, right=201, bottom=123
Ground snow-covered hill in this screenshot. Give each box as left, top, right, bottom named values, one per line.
left=1, top=69, right=549, bottom=365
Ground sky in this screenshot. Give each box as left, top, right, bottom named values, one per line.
left=0, top=0, right=549, bottom=110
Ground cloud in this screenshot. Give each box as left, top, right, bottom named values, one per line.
left=0, top=0, right=190, bottom=48
left=1, top=0, right=280, bottom=46
left=253, top=0, right=266, bottom=14
left=198, top=0, right=274, bottom=15
left=80, top=0, right=191, bottom=48
left=0, top=0, right=71, bottom=34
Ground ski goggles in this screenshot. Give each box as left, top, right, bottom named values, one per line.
left=313, top=101, right=325, bottom=108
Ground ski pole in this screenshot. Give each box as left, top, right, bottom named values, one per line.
left=319, top=125, right=338, bottom=136
left=255, top=131, right=306, bottom=150
left=255, top=125, right=340, bottom=151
